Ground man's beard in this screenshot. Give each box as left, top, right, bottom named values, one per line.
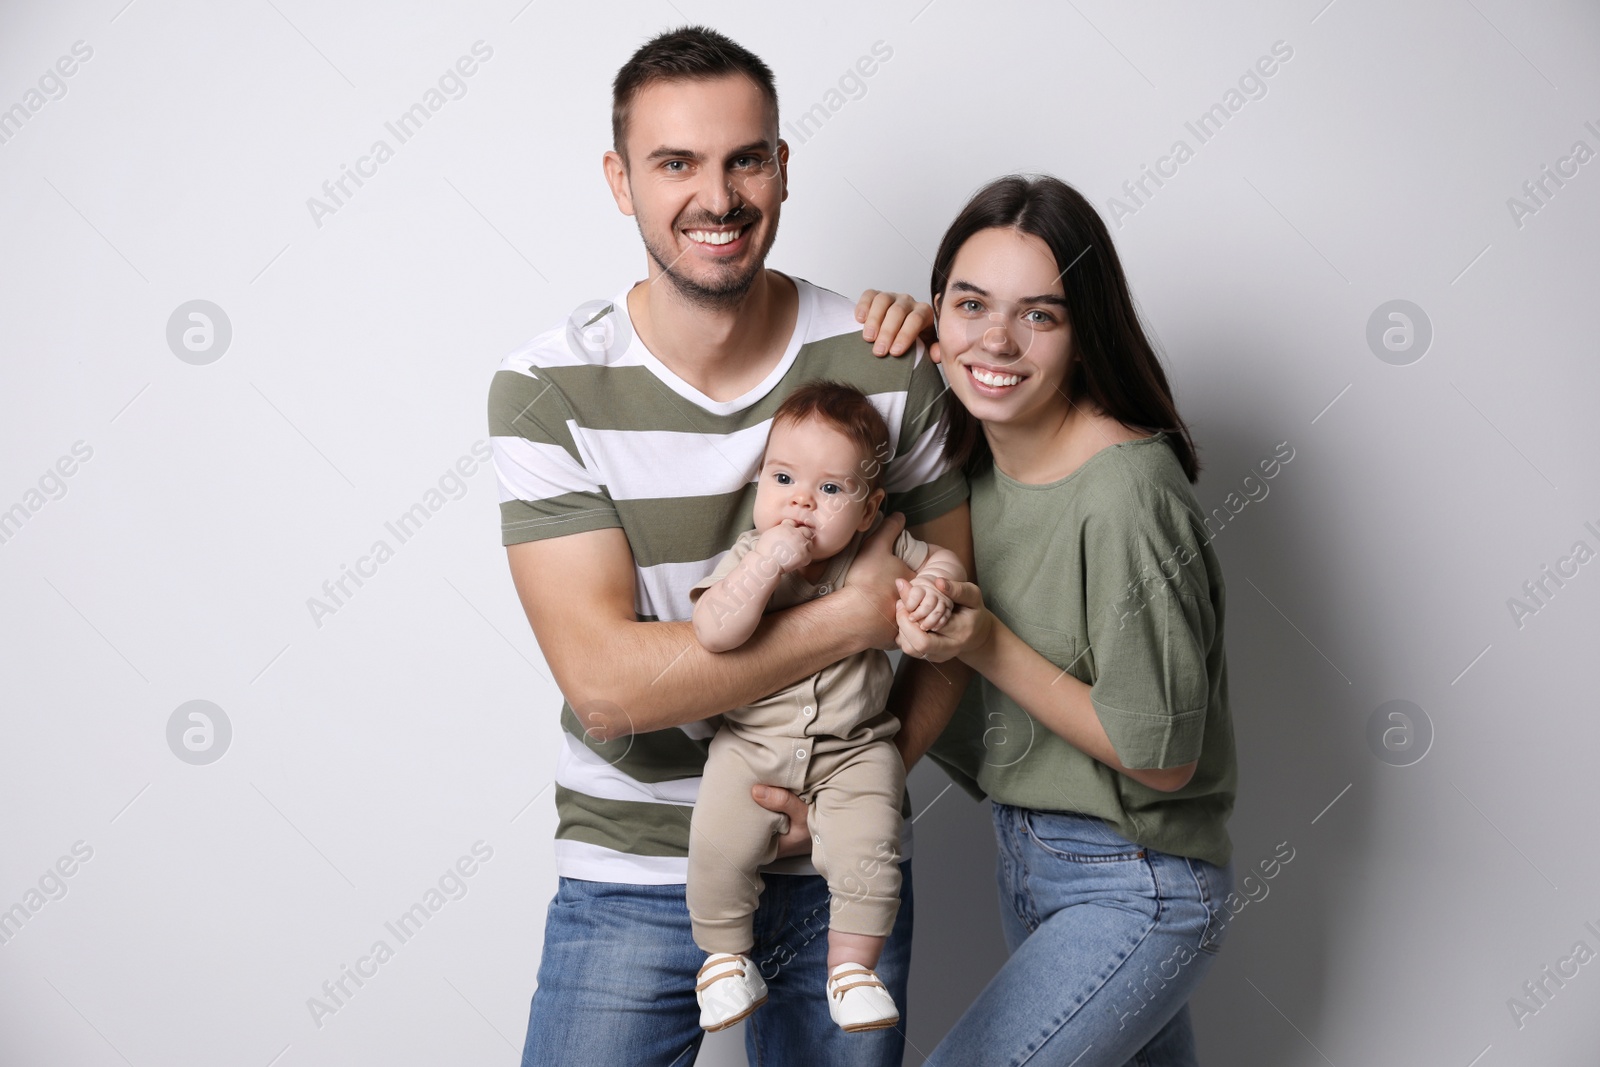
left=639, top=208, right=779, bottom=311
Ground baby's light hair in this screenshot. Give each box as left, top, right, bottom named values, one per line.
left=768, top=381, right=892, bottom=490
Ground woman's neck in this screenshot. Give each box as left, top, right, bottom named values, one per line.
left=984, top=398, right=1146, bottom=485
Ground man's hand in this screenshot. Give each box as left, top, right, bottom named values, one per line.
left=855, top=290, right=934, bottom=357
left=839, top=511, right=914, bottom=650
left=752, top=785, right=813, bottom=858
left=755, top=519, right=815, bottom=575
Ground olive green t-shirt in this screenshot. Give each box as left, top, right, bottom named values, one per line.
left=927, top=433, right=1237, bottom=868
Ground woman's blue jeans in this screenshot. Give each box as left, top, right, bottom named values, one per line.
left=927, top=803, right=1234, bottom=1067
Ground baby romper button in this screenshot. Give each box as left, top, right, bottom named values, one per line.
left=795, top=749, right=807, bottom=760
left=803, top=705, right=815, bottom=717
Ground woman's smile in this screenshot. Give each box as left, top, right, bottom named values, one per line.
left=962, top=359, right=1030, bottom=397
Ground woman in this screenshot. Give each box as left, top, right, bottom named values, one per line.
left=892, top=175, right=1238, bottom=1065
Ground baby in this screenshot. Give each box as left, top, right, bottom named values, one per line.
left=686, top=380, right=964, bottom=1034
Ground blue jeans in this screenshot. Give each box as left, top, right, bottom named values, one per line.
left=927, top=804, right=1234, bottom=1067
left=521, top=863, right=914, bottom=1066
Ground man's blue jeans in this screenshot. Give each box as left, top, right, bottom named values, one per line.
left=520, top=862, right=913, bottom=1066
left=926, top=804, right=1234, bottom=1066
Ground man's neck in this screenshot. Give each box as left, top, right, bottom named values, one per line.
left=626, top=269, right=798, bottom=403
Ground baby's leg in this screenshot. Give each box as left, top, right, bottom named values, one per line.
left=806, top=739, right=905, bottom=971
left=686, top=730, right=786, bottom=955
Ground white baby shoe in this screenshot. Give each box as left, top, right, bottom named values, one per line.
left=825, top=962, right=900, bottom=1033
left=696, top=952, right=768, bottom=1031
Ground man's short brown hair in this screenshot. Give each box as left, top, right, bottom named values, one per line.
left=611, top=26, right=779, bottom=161
left=769, top=381, right=893, bottom=491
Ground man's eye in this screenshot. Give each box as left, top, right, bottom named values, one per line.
left=664, top=160, right=687, bottom=172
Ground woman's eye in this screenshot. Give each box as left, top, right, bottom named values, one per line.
left=958, top=299, right=982, bottom=313
left=1025, top=309, right=1053, bottom=324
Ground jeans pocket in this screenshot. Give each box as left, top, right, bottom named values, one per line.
left=1188, top=858, right=1232, bottom=956
left=1021, top=809, right=1147, bottom=863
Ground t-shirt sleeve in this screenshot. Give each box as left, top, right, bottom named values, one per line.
left=688, top=529, right=760, bottom=602
left=882, top=345, right=969, bottom=526
left=487, top=367, right=620, bottom=546
left=891, top=528, right=933, bottom=573
left=1082, top=490, right=1215, bottom=771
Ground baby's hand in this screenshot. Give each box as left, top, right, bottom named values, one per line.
left=899, top=575, right=954, bottom=632
left=757, top=520, right=815, bottom=575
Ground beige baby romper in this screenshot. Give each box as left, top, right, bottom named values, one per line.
left=684, top=513, right=929, bottom=955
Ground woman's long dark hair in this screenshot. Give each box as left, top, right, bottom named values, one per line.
left=931, top=174, right=1200, bottom=483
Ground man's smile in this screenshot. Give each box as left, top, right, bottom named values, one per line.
left=682, top=223, right=753, bottom=255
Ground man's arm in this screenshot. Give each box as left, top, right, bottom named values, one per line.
left=506, top=520, right=905, bottom=741
left=890, top=502, right=976, bottom=769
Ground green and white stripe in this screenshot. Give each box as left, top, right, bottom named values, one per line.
left=487, top=276, right=966, bottom=883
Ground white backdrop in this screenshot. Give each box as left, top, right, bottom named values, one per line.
left=3, top=1, right=1598, bottom=1064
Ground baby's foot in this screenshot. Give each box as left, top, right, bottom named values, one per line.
left=697, top=952, right=768, bottom=1031
left=825, top=962, right=899, bottom=1032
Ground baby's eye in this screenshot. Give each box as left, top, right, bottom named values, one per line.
left=774, top=472, right=792, bottom=485
left=821, top=483, right=842, bottom=495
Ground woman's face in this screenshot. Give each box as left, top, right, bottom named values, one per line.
left=935, top=226, right=1073, bottom=430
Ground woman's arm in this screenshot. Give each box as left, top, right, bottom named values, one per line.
left=895, top=582, right=1197, bottom=792
left=964, top=616, right=1196, bottom=793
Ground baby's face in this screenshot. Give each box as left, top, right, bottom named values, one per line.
left=752, top=416, right=885, bottom=561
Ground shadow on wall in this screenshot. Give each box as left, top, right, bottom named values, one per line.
left=1179, top=393, right=1357, bottom=1065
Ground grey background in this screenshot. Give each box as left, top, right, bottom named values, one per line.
left=2, top=0, right=1597, bottom=1064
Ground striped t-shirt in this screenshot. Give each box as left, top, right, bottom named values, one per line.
left=487, top=274, right=968, bottom=885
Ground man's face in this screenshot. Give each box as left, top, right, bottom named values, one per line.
left=608, top=75, right=788, bottom=308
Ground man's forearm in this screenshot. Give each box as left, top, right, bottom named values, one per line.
left=582, top=594, right=863, bottom=739
left=894, top=505, right=976, bottom=767
left=891, top=655, right=974, bottom=770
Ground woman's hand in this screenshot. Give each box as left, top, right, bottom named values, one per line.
left=855, top=289, right=935, bottom=357
left=894, top=577, right=994, bottom=663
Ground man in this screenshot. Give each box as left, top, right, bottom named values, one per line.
left=486, top=25, right=973, bottom=1066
